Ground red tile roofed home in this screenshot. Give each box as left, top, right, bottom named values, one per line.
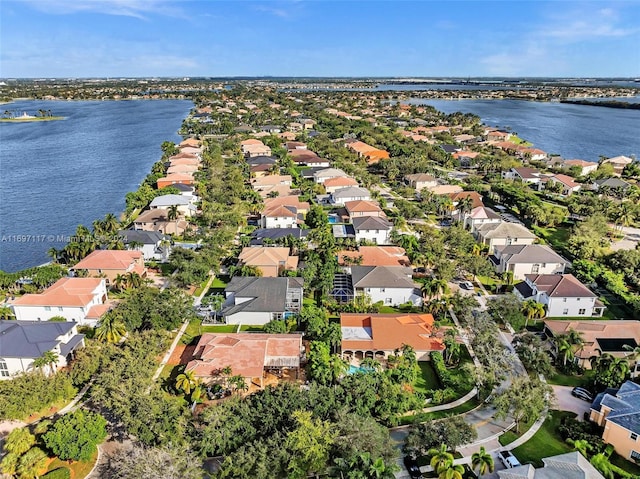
left=71, top=250, right=146, bottom=285
left=340, top=313, right=444, bottom=362
left=344, top=140, right=390, bottom=165
left=179, top=138, right=201, bottom=148
left=10, top=278, right=110, bottom=325
left=157, top=173, right=194, bottom=189
left=169, top=157, right=200, bottom=167
left=337, top=246, right=410, bottom=267
left=563, top=159, right=598, bottom=176
left=263, top=195, right=310, bottom=215
left=543, top=173, right=581, bottom=196
left=323, top=176, right=359, bottom=194
left=344, top=200, right=385, bottom=219
left=486, top=130, right=511, bottom=141
left=167, top=164, right=199, bottom=175
left=449, top=191, right=484, bottom=209
left=169, top=152, right=199, bottom=161
left=237, top=247, right=299, bottom=277
left=186, top=333, right=303, bottom=388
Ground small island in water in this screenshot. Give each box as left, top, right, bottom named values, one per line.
left=1, top=109, right=65, bottom=122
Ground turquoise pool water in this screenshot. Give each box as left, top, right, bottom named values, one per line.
left=348, top=365, right=373, bottom=374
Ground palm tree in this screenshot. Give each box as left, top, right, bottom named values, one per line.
left=3, top=427, right=35, bottom=455
left=360, top=357, right=383, bottom=372
left=102, top=213, right=120, bottom=234
left=175, top=370, right=197, bottom=395
left=555, top=337, right=575, bottom=367
left=590, top=453, right=615, bottom=479
left=439, top=463, right=465, bottom=479
left=40, top=350, right=58, bottom=374
left=168, top=205, right=180, bottom=234
left=113, top=273, right=127, bottom=291
left=471, top=446, right=494, bottom=478
left=566, top=438, right=593, bottom=457
left=95, top=313, right=127, bottom=343
left=16, top=447, right=48, bottom=479
left=126, top=272, right=143, bottom=289
left=443, top=328, right=461, bottom=365
left=521, top=300, right=546, bottom=326
left=0, top=306, right=15, bottom=320
left=428, top=444, right=454, bottom=473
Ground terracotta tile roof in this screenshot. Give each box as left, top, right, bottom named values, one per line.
left=550, top=174, right=579, bottom=189
left=72, top=250, right=142, bottom=271
left=469, top=206, right=501, bottom=219
left=262, top=205, right=298, bottom=218
left=238, top=247, right=298, bottom=271
left=240, top=139, right=264, bottom=146
left=264, top=196, right=309, bottom=213
left=345, top=200, right=383, bottom=214
left=449, top=191, right=484, bottom=208
left=169, top=158, right=200, bottom=166
left=12, top=278, right=104, bottom=308
left=341, top=313, right=444, bottom=352
left=179, top=138, right=201, bottom=148
left=167, top=164, right=199, bottom=174
left=337, top=246, right=410, bottom=267
left=324, top=176, right=359, bottom=188
left=169, top=152, right=198, bottom=160
left=186, top=333, right=302, bottom=379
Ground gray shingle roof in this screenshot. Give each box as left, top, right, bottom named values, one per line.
left=149, top=195, right=191, bottom=207
left=331, top=186, right=371, bottom=200
left=495, top=244, right=568, bottom=265
left=592, top=381, right=640, bottom=435
left=475, top=222, right=537, bottom=239
left=0, top=320, right=78, bottom=358
left=498, top=452, right=603, bottom=479
left=352, top=216, right=391, bottom=231
left=118, top=230, right=166, bottom=245
left=351, top=266, right=415, bottom=288
left=223, top=277, right=303, bottom=315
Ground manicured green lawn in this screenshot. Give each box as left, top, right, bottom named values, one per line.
left=202, top=324, right=238, bottom=333
left=546, top=371, right=590, bottom=387
left=531, top=224, right=572, bottom=255
left=239, top=325, right=264, bottom=332
left=414, top=361, right=441, bottom=394
left=46, top=451, right=97, bottom=478
left=210, top=277, right=229, bottom=289
left=511, top=410, right=574, bottom=467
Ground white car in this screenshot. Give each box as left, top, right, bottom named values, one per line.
left=460, top=281, right=474, bottom=290
left=499, top=451, right=521, bottom=469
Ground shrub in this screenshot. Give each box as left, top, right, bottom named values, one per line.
left=41, top=467, right=71, bottom=479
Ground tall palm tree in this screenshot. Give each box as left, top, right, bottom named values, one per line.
left=439, top=463, right=465, bottom=479
left=167, top=205, right=180, bottom=234
left=95, top=313, right=127, bottom=343
left=175, top=370, right=197, bottom=395
left=566, top=438, right=593, bottom=458
left=428, top=444, right=454, bottom=473
left=471, top=446, right=494, bottom=478
left=521, top=300, right=546, bottom=326
left=16, top=447, right=48, bottom=479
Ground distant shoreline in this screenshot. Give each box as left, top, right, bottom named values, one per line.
left=0, top=116, right=65, bottom=122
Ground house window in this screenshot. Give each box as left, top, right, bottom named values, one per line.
left=631, top=432, right=638, bottom=441
left=0, top=360, right=8, bottom=377
left=563, top=309, right=569, bottom=315
left=385, top=298, right=393, bottom=305
left=44, top=306, right=51, bottom=311
left=58, top=307, right=63, bottom=311
left=577, top=298, right=580, bottom=301
left=381, top=288, right=386, bottom=293
left=631, top=450, right=640, bottom=461
left=532, top=264, right=540, bottom=273
left=579, top=309, right=586, bottom=315
left=563, top=298, right=567, bottom=303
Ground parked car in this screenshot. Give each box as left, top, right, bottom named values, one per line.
left=571, top=387, right=593, bottom=402
left=460, top=281, right=474, bottom=290
left=403, top=457, right=422, bottom=479
left=499, top=450, right=521, bottom=469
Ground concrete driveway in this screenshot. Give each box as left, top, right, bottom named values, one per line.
left=552, top=385, right=592, bottom=420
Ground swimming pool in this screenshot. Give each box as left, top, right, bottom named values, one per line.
left=347, top=365, right=373, bottom=374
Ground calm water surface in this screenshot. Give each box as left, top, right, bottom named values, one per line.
left=0, top=99, right=192, bottom=272
left=416, top=99, right=640, bottom=161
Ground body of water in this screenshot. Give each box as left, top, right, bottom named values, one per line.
left=0, top=99, right=193, bottom=272
left=414, top=99, right=640, bottom=161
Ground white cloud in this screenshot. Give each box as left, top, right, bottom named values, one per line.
left=23, top=0, right=182, bottom=19
left=538, top=5, right=638, bottom=41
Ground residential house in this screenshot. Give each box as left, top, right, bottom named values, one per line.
left=428, top=184, right=464, bottom=195
left=0, top=321, right=85, bottom=379
left=352, top=216, right=392, bottom=245
left=71, top=250, right=146, bottom=285
left=515, top=274, right=604, bottom=318
left=464, top=206, right=502, bottom=232
left=486, top=130, right=511, bottom=142
left=518, top=147, right=548, bottom=162
left=246, top=155, right=277, bottom=177
left=10, top=278, right=109, bottom=325
left=452, top=150, right=480, bottom=168
left=563, top=159, right=598, bottom=176
left=590, top=381, right=640, bottom=461
left=250, top=228, right=309, bottom=246
left=593, top=177, right=632, bottom=193
left=602, top=156, right=634, bottom=176
left=179, top=138, right=201, bottom=149
left=242, top=142, right=272, bottom=158
left=260, top=125, right=282, bottom=134
left=474, top=222, right=537, bottom=250
left=168, top=157, right=200, bottom=167
left=453, top=134, right=477, bottom=144
left=496, top=452, right=603, bottom=479
left=490, top=244, right=569, bottom=280
left=186, top=333, right=303, bottom=388
left=449, top=191, right=484, bottom=220
left=179, top=146, right=202, bottom=156
left=313, top=168, right=348, bottom=184
left=118, top=229, right=171, bottom=262
left=350, top=266, right=422, bottom=306
left=344, top=139, right=390, bottom=165
left=167, top=164, right=199, bottom=175
left=337, top=246, right=410, bottom=268
left=220, top=277, right=303, bottom=325
left=542, top=174, right=581, bottom=196
left=149, top=194, right=197, bottom=217
left=404, top=173, right=438, bottom=192
left=156, top=173, right=194, bottom=189
left=237, top=247, right=299, bottom=277
left=545, top=320, right=640, bottom=370
left=502, top=167, right=543, bottom=185
left=345, top=200, right=385, bottom=220
left=251, top=175, right=292, bottom=198
left=289, top=150, right=330, bottom=168
left=323, top=176, right=359, bottom=194
left=340, top=313, right=443, bottom=361
left=133, top=209, right=190, bottom=236
left=330, top=186, right=371, bottom=205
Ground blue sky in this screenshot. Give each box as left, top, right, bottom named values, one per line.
left=1, top=0, right=639, bottom=78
